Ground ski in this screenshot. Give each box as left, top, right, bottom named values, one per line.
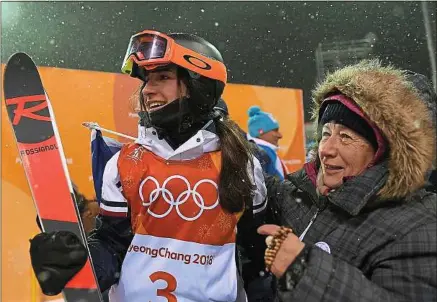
left=3, top=52, right=103, bottom=302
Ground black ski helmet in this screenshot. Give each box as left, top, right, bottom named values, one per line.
left=165, top=32, right=225, bottom=117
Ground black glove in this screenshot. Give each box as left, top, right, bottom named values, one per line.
left=29, top=231, right=88, bottom=296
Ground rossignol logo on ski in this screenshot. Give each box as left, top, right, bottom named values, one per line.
left=5, top=94, right=51, bottom=125
left=20, top=144, right=59, bottom=156
left=5, top=94, right=54, bottom=144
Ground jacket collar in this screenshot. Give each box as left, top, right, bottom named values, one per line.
left=327, top=162, right=389, bottom=215
left=135, top=120, right=220, bottom=161
left=247, top=134, right=279, bottom=151
left=290, top=162, right=390, bottom=215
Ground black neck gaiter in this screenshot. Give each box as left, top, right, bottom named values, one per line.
left=143, top=98, right=210, bottom=150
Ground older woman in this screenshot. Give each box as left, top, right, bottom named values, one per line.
left=259, top=60, right=436, bottom=301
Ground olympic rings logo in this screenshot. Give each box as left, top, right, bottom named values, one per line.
left=139, top=175, right=219, bottom=221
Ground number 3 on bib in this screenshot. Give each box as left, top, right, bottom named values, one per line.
left=149, top=271, right=178, bottom=302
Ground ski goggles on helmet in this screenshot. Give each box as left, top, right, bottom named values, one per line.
left=121, top=30, right=227, bottom=84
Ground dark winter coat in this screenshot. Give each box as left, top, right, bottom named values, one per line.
left=404, top=70, right=437, bottom=194
left=264, top=60, right=437, bottom=302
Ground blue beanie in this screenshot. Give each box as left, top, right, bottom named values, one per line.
left=247, top=106, right=280, bottom=138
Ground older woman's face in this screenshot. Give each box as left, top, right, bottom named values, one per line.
left=318, top=122, right=375, bottom=190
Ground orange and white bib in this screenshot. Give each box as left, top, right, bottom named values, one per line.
left=109, top=144, right=240, bottom=302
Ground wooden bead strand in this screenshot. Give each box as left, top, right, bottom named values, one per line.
left=264, top=226, right=292, bottom=271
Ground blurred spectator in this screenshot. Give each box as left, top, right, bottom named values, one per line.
left=247, top=106, right=288, bottom=179
left=305, top=140, right=317, bottom=163
left=75, top=195, right=100, bottom=234
left=36, top=184, right=99, bottom=235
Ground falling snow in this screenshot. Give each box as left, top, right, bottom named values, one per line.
left=0, top=1, right=435, bottom=124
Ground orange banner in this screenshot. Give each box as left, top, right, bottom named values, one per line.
left=1, top=64, right=304, bottom=301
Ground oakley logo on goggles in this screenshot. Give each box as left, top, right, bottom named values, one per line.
left=121, top=30, right=227, bottom=84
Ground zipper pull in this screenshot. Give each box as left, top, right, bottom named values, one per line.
left=298, top=208, right=320, bottom=241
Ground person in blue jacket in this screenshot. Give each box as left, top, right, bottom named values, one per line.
left=247, top=106, right=288, bottom=180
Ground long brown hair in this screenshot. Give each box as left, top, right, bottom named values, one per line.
left=215, top=118, right=255, bottom=213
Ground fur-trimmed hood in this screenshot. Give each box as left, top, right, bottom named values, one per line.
left=311, top=60, right=436, bottom=200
